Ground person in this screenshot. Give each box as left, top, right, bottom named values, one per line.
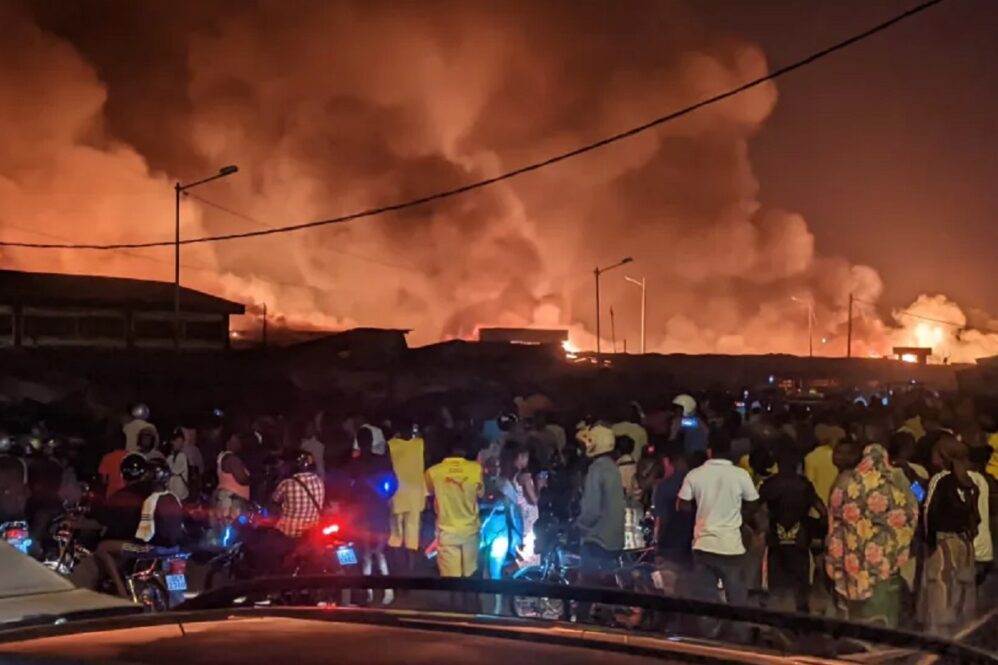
left=387, top=418, right=426, bottom=573
left=72, top=454, right=183, bottom=598
left=272, top=450, right=325, bottom=539
left=300, top=419, right=326, bottom=479
left=527, top=412, right=560, bottom=470
left=211, top=433, right=252, bottom=544
left=805, top=422, right=846, bottom=505
left=759, top=442, right=827, bottom=612
left=180, top=426, right=204, bottom=482
left=678, top=429, right=759, bottom=613
left=480, top=442, right=526, bottom=613
left=164, top=428, right=190, bottom=503
left=137, top=426, right=164, bottom=462
left=826, top=443, right=918, bottom=628
left=967, top=446, right=994, bottom=585
left=346, top=426, right=397, bottom=604
left=123, top=403, right=156, bottom=453
left=425, top=437, right=484, bottom=579
left=919, top=435, right=979, bottom=636
left=673, top=394, right=708, bottom=454
left=888, top=430, right=929, bottom=486
left=616, top=436, right=644, bottom=549
left=0, top=444, right=28, bottom=523
left=576, top=425, right=625, bottom=621
left=652, top=448, right=694, bottom=595
left=97, top=432, right=129, bottom=500
left=612, top=403, right=648, bottom=460
left=26, top=438, right=67, bottom=555
left=513, top=445, right=541, bottom=564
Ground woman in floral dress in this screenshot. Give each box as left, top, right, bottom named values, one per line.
left=826, top=443, right=919, bottom=628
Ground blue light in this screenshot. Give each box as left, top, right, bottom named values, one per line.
left=490, top=534, right=509, bottom=561
left=16, top=538, right=32, bottom=554
left=237, top=514, right=248, bottom=525
left=222, top=526, right=233, bottom=547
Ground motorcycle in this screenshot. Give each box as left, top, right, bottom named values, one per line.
left=1, top=521, right=32, bottom=555
left=42, top=507, right=92, bottom=575
left=124, top=548, right=191, bottom=611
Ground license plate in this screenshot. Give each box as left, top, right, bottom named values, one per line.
left=336, top=546, right=357, bottom=566
left=165, top=574, right=188, bottom=592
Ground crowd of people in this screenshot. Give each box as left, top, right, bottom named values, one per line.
left=1, top=384, right=997, bottom=637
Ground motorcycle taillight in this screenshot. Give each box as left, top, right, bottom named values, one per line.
left=4, top=529, right=27, bottom=541
left=167, top=558, right=187, bottom=574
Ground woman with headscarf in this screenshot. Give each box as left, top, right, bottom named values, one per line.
left=918, top=435, right=979, bottom=635
left=826, top=444, right=918, bottom=628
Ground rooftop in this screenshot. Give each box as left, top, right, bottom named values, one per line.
left=0, top=270, right=244, bottom=314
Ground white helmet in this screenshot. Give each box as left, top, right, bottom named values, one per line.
left=672, top=394, right=697, bottom=417
left=580, top=425, right=616, bottom=458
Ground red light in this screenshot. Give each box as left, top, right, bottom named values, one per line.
left=4, top=529, right=27, bottom=541
left=168, top=558, right=187, bottom=574
left=322, top=524, right=340, bottom=536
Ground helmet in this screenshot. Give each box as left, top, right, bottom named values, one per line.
left=580, top=425, right=615, bottom=458
left=497, top=412, right=519, bottom=432
left=147, top=457, right=171, bottom=485
left=131, top=403, right=150, bottom=420
left=292, top=449, right=317, bottom=474
left=672, top=394, right=697, bottom=417
left=120, top=454, right=148, bottom=483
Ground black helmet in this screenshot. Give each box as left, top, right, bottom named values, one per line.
left=120, top=454, right=148, bottom=483
left=292, top=449, right=316, bottom=474
left=147, top=457, right=171, bottom=485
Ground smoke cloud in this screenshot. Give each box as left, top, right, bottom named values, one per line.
left=1, top=0, right=995, bottom=361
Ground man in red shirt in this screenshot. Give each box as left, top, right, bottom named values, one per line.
left=98, top=434, right=129, bottom=499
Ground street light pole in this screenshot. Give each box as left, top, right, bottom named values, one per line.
left=174, top=165, right=239, bottom=351
left=625, top=275, right=646, bottom=354
left=594, top=256, right=633, bottom=359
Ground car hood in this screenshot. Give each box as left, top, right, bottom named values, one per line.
left=0, top=541, right=136, bottom=626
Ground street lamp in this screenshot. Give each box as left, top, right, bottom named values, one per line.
left=790, top=296, right=816, bottom=358
left=594, top=256, right=633, bottom=358
left=624, top=275, right=647, bottom=354
left=174, top=165, right=239, bottom=350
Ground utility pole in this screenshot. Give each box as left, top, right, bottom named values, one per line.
left=808, top=300, right=814, bottom=358
left=624, top=275, right=646, bottom=354
left=847, top=293, right=854, bottom=358
left=610, top=306, right=617, bottom=354
left=594, top=257, right=633, bottom=360
left=262, top=302, right=268, bottom=349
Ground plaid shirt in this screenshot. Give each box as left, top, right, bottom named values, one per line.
left=273, top=472, right=325, bottom=537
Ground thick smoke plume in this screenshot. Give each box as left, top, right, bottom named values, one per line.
left=1, top=0, right=995, bottom=361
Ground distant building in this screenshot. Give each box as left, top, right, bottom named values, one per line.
left=0, top=270, right=243, bottom=350
left=478, top=327, right=568, bottom=346
left=893, top=346, right=932, bottom=365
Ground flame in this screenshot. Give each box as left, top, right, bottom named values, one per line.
left=561, top=339, right=579, bottom=359
left=900, top=353, right=918, bottom=363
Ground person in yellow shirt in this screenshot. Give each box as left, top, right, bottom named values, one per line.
left=425, top=439, right=483, bottom=578
left=804, top=423, right=845, bottom=504
left=387, top=419, right=426, bottom=573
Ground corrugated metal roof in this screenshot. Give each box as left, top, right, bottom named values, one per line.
left=0, top=270, right=244, bottom=314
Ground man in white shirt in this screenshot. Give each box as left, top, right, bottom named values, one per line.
left=678, top=432, right=759, bottom=608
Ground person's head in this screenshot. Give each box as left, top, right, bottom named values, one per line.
left=356, top=426, right=374, bottom=457
left=169, top=427, right=185, bottom=453
left=888, top=430, right=916, bottom=465
left=226, top=432, right=247, bottom=454
left=814, top=422, right=846, bottom=448
left=833, top=441, right=863, bottom=472
left=774, top=438, right=802, bottom=475
left=931, top=434, right=973, bottom=486
left=286, top=449, right=317, bottom=475
left=147, top=457, right=171, bottom=489
left=582, top=425, right=615, bottom=458
left=615, top=435, right=635, bottom=459
left=532, top=411, right=548, bottom=429
left=672, top=394, right=697, bottom=418
left=499, top=442, right=528, bottom=479
left=393, top=415, right=415, bottom=440
left=662, top=448, right=688, bottom=478
left=137, top=427, right=157, bottom=454
left=857, top=418, right=891, bottom=448
left=120, top=454, right=148, bottom=485
left=707, top=429, right=734, bottom=461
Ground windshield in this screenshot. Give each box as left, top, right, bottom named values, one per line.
left=2, top=0, right=997, bottom=662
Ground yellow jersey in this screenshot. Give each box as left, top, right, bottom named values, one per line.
left=425, top=457, right=483, bottom=537
left=388, top=436, right=426, bottom=514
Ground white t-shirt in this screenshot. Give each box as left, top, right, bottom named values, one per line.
left=678, top=458, right=759, bottom=556
left=969, top=471, right=993, bottom=563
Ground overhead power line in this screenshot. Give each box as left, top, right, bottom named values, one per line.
left=0, top=0, right=943, bottom=252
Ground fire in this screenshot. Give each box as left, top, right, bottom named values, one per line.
left=900, top=353, right=918, bottom=363
left=561, top=340, right=579, bottom=359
